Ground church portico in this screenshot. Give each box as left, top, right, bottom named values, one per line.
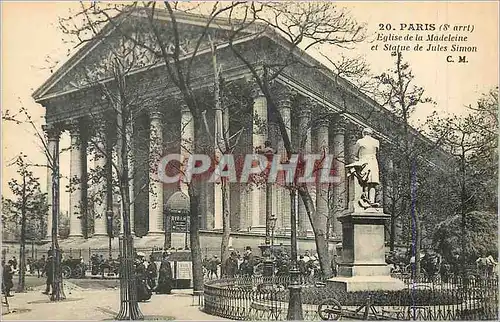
left=32, top=11, right=409, bottom=249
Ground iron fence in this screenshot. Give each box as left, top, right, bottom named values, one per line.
left=202, top=275, right=498, bottom=320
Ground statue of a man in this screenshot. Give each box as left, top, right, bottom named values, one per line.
left=346, top=127, right=380, bottom=207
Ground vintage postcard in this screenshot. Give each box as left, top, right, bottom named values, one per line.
left=1, top=1, right=498, bottom=321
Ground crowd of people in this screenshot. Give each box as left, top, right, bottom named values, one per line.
left=202, top=246, right=334, bottom=280
left=3, top=246, right=497, bottom=301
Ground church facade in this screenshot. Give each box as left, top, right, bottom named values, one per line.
left=32, top=9, right=444, bottom=248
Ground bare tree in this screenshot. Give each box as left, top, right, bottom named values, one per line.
left=58, top=1, right=367, bottom=281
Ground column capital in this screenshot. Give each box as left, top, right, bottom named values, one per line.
left=68, top=119, right=81, bottom=136
left=42, top=123, right=61, bottom=141
left=250, top=83, right=264, bottom=99
left=331, top=115, right=348, bottom=134
left=275, top=86, right=296, bottom=109
left=346, top=121, right=363, bottom=138
left=297, top=107, right=311, bottom=119
left=180, top=102, right=191, bottom=114
left=315, top=117, right=330, bottom=129
left=149, top=106, right=163, bottom=120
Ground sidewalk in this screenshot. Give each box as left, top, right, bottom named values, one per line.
left=2, top=286, right=227, bottom=320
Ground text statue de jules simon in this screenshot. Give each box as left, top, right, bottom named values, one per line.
left=346, top=127, right=380, bottom=209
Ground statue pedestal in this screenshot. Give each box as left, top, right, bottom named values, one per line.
left=327, top=209, right=405, bottom=292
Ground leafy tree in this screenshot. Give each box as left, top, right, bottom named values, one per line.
left=428, top=88, right=498, bottom=270
left=3, top=155, right=48, bottom=293
left=433, top=211, right=497, bottom=264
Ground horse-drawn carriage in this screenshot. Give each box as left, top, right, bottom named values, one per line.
left=61, top=258, right=87, bottom=279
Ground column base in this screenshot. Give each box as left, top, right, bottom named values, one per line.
left=249, top=225, right=266, bottom=234
left=68, top=234, right=84, bottom=238
left=147, top=231, right=164, bottom=235
left=327, top=275, right=405, bottom=292
left=93, top=233, right=110, bottom=237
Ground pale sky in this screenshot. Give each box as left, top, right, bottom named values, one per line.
left=1, top=2, right=498, bottom=212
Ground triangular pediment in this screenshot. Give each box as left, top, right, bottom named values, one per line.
left=33, top=9, right=259, bottom=101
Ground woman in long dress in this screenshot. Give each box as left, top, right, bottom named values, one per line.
left=156, top=253, right=173, bottom=294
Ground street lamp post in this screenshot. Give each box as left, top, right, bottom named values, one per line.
left=270, top=214, right=277, bottom=266
left=258, top=141, right=276, bottom=278
left=287, top=187, right=303, bottom=320
left=107, top=210, right=114, bottom=259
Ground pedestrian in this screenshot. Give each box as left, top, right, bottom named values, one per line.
left=208, top=255, right=220, bottom=279
left=11, top=257, right=17, bottom=271
left=298, top=255, right=307, bottom=275
left=146, top=255, right=158, bottom=290
left=243, top=246, right=255, bottom=276
left=135, top=253, right=151, bottom=302
left=98, top=255, right=105, bottom=276
left=225, top=252, right=238, bottom=278
left=90, top=254, right=99, bottom=275
left=156, top=252, right=173, bottom=294
left=202, top=255, right=209, bottom=278
left=2, top=259, right=14, bottom=297
left=42, top=252, right=54, bottom=295
left=331, top=254, right=338, bottom=277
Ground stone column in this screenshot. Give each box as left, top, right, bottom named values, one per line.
left=93, top=128, right=107, bottom=237
left=180, top=103, right=194, bottom=194
left=42, top=124, right=60, bottom=240
left=68, top=120, right=84, bottom=237
left=315, top=117, right=329, bottom=237
left=149, top=107, right=164, bottom=234
left=213, top=94, right=226, bottom=230
left=251, top=84, right=268, bottom=229
left=297, top=99, right=312, bottom=236
left=331, top=116, right=347, bottom=237
left=277, top=88, right=292, bottom=231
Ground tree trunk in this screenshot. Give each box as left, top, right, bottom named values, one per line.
left=220, top=181, right=230, bottom=277
left=298, top=187, right=332, bottom=278
left=114, top=75, right=143, bottom=319
left=50, top=137, right=65, bottom=302
left=188, top=182, right=204, bottom=292
left=389, top=205, right=397, bottom=252
left=17, top=174, right=27, bottom=293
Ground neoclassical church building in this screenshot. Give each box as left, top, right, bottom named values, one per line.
left=32, top=8, right=445, bottom=250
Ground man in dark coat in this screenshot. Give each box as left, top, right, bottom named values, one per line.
left=156, top=252, right=173, bottom=294
left=2, top=260, right=14, bottom=297
left=207, top=255, right=220, bottom=279
left=225, top=252, right=238, bottom=278
left=42, top=253, right=54, bottom=295
left=146, top=256, right=158, bottom=290
left=242, top=246, right=255, bottom=276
